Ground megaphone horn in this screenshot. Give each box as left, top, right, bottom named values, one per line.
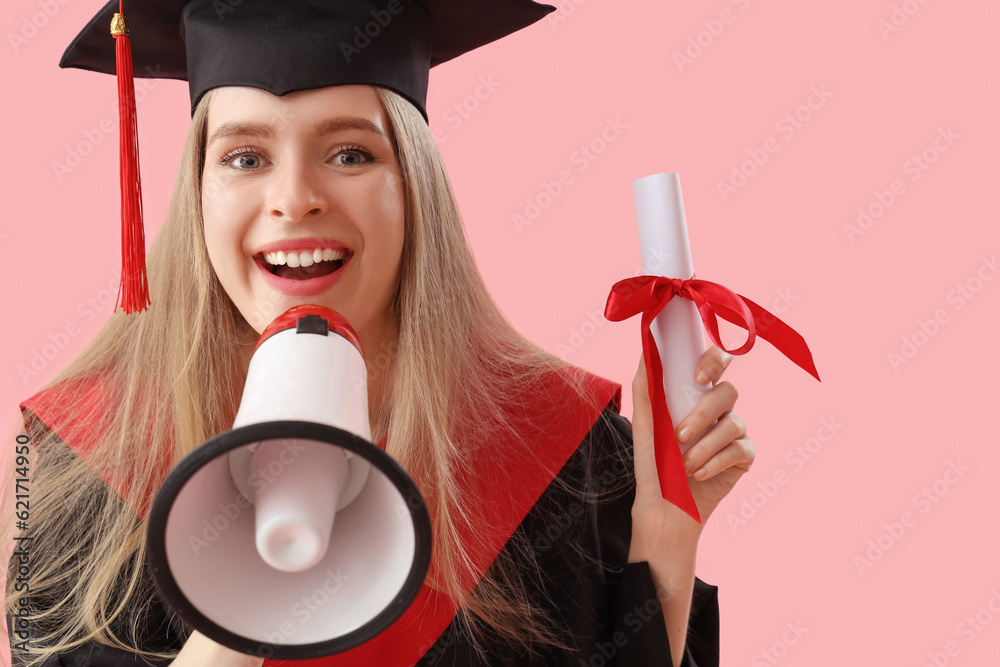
left=147, top=305, right=432, bottom=660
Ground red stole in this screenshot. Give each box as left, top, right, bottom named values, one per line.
left=21, top=368, right=620, bottom=667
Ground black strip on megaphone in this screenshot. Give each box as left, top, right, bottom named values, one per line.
left=295, top=314, right=330, bottom=336
left=146, top=420, right=432, bottom=660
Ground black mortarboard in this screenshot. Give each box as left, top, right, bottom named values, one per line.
left=59, top=0, right=554, bottom=313
left=62, top=0, right=555, bottom=119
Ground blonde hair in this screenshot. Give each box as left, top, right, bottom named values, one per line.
left=3, top=86, right=610, bottom=666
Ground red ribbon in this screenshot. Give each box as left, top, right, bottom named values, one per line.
left=604, top=275, right=820, bottom=523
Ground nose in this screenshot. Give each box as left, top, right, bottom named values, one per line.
left=266, top=161, right=329, bottom=222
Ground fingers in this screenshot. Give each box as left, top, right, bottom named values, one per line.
left=630, top=356, right=662, bottom=497
left=695, top=345, right=734, bottom=386
left=686, top=437, right=755, bottom=481
left=635, top=349, right=746, bottom=486
left=682, top=411, right=748, bottom=478
left=631, top=358, right=655, bottom=442
left=632, top=357, right=650, bottom=419
left=676, top=380, right=739, bottom=446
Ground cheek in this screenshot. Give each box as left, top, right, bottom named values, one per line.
left=202, top=179, right=252, bottom=258
left=372, top=174, right=406, bottom=262
left=201, top=196, right=227, bottom=273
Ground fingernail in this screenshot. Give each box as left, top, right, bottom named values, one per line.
left=678, top=426, right=692, bottom=443
left=693, top=467, right=708, bottom=480
left=695, top=371, right=708, bottom=385
left=683, top=458, right=694, bottom=475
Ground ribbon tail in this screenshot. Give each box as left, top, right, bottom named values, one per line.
left=713, top=296, right=821, bottom=382
left=641, top=315, right=701, bottom=524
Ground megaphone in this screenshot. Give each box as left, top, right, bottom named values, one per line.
left=146, top=306, right=432, bottom=660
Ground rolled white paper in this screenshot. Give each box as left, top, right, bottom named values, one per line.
left=633, top=173, right=712, bottom=455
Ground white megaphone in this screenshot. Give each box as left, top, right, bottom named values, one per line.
left=146, top=305, right=432, bottom=660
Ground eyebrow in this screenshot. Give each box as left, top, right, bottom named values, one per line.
left=316, top=117, right=388, bottom=140
left=207, top=116, right=388, bottom=146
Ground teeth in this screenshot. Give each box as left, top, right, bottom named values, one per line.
left=262, top=248, right=347, bottom=266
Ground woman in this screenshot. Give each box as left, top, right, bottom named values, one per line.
left=6, top=2, right=753, bottom=666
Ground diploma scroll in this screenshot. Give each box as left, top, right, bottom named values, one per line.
left=609, top=172, right=820, bottom=520
left=633, top=173, right=711, bottom=455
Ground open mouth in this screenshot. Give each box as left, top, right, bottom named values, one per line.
left=258, top=248, right=350, bottom=280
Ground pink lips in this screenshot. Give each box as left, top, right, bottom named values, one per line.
left=253, top=239, right=351, bottom=297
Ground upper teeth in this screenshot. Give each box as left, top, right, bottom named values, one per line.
left=262, top=248, right=347, bottom=268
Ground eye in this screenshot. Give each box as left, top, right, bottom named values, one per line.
left=219, top=147, right=266, bottom=170
left=332, top=145, right=374, bottom=167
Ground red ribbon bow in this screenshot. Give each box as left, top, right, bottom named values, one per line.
left=604, top=275, right=820, bottom=523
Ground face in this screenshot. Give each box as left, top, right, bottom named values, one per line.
left=201, top=85, right=405, bottom=353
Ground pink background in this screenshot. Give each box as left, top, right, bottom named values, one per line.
left=3, top=0, right=999, bottom=665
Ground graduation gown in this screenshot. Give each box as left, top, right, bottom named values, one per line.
left=9, top=374, right=720, bottom=667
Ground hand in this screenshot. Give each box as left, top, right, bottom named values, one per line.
left=677, top=345, right=755, bottom=523
left=169, top=630, right=265, bottom=667
left=630, top=345, right=755, bottom=543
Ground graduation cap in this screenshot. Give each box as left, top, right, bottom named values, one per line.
left=60, top=0, right=555, bottom=314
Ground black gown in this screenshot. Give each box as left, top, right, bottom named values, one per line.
left=7, top=408, right=719, bottom=667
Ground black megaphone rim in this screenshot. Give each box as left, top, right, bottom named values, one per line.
left=146, top=420, right=432, bottom=660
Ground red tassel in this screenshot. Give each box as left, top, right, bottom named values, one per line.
left=111, top=9, right=149, bottom=313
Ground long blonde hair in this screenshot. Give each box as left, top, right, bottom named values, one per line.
left=3, top=86, right=610, bottom=666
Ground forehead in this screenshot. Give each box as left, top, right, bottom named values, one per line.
left=205, top=85, right=391, bottom=135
